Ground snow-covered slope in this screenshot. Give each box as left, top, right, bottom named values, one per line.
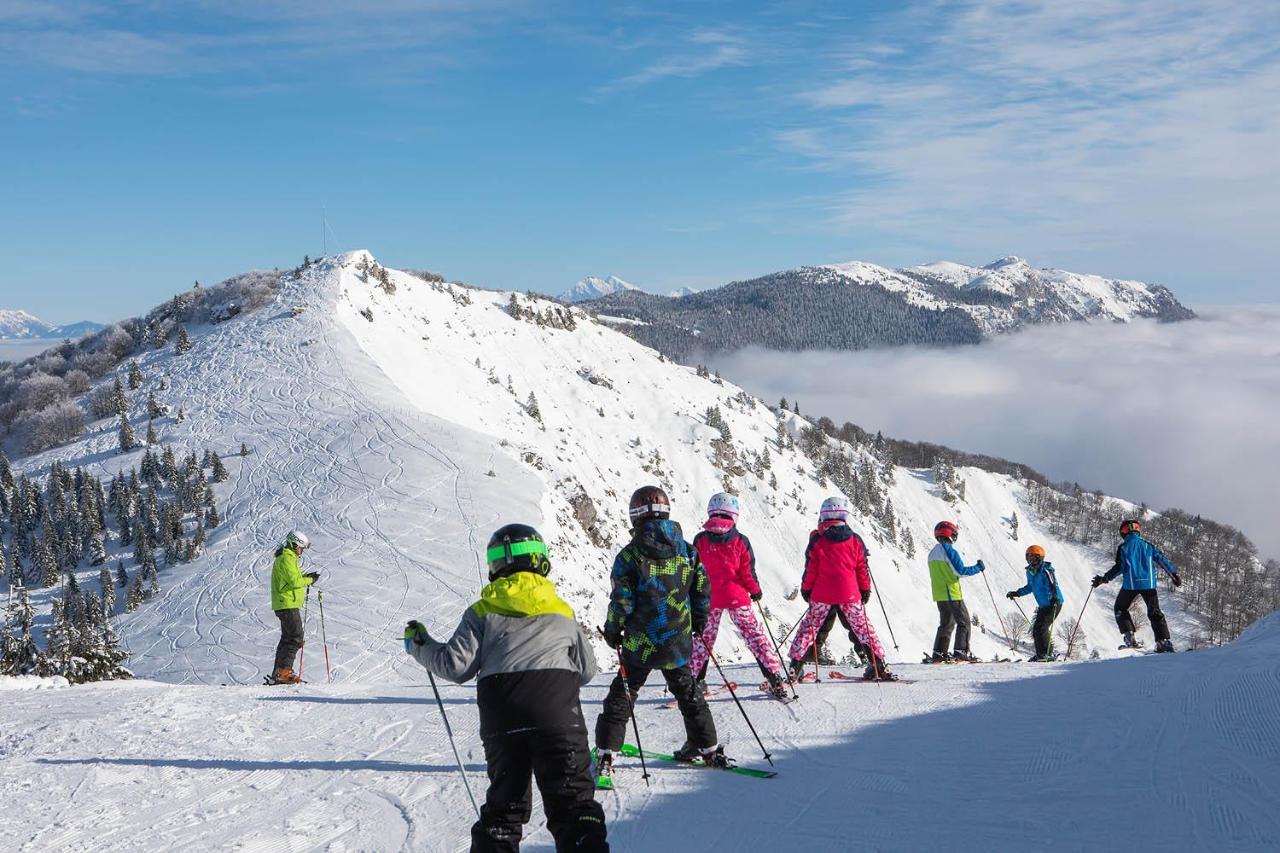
left=8, top=251, right=1200, bottom=690
left=559, top=275, right=639, bottom=303
left=4, top=613, right=1277, bottom=851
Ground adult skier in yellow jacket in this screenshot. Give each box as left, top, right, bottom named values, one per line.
left=268, top=531, right=317, bottom=684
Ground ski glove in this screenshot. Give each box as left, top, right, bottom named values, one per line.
left=403, top=620, right=428, bottom=653
left=801, top=589, right=812, bottom=603
left=976, top=560, right=986, bottom=572
left=304, top=571, right=320, bottom=583
left=1091, top=575, right=1107, bottom=588
left=1006, top=591, right=1018, bottom=600
left=861, top=589, right=871, bottom=605
left=1171, top=573, right=1183, bottom=587
left=750, top=591, right=763, bottom=602
left=602, top=627, right=623, bottom=650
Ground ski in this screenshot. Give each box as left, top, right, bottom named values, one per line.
left=618, top=743, right=776, bottom=780
left=591, top=749, right=616, bottom=791
left=825, top=675, right=916, bottom=684
left=662, top=683, right=736, bottom=709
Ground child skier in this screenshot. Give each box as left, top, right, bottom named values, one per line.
left=926, top=520, right=986, bottom=663
left=688, top=493, right=790, bottom=701
left=595, top=486, right=726, bottom=779
left=267, top=530, right=318, bottom=684
left=1092, top=519, right=1182, bottom=652
left=786, top=497, right=895, bottom=681
left=403, top=523, right=609, bottom=852
left=1006, top=544, right=1064, bottom=661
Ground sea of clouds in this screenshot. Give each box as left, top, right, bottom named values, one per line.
left=707, top=306, right=1280, bottom=557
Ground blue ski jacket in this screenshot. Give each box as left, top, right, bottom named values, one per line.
left=1103, top=533, right=1176, bottom=591
left=1013, top=562, right=1064, bottom=607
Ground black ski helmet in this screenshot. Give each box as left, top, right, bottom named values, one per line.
left=628, top=485, right=671, bottom=524
left=486, top=524, right=551, bottom=580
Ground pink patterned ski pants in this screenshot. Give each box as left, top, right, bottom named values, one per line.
left=787, top=602, right=885, bottom=663
left=691, top=606, right=785, bottom=679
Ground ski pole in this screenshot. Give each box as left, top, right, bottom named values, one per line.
left=317, top=589, right=332, bottom=683
left=755, top=600, right=799, bottom=700
left=615, top=650, right=651, bottom=787
left=298, top=586, right=311, bottom=679
left=426, top=669, right=481, bottom=818
left=865, top=565, right=899, bottom=650
left=981, top=571, right=1015, bottom=651
left=1065, top=586, right=1094, bottom=659
left=706, top=649, right=774, bottom=766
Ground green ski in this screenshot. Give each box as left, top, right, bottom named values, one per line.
left=591, top=748, right=615, bottom=791
left=619, top=744, right=777, bottom=779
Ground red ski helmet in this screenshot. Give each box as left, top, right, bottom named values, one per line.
left=1120, top=519, right=1142, bottom=536
left=629, top=485, right=671, bottom=523
left=934, top=520, right=959, bottom=542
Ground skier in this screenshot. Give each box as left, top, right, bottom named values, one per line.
left=1006, top=544, right=1064, bottom=661
left=926, top=520, right=986, bottom=663
left=267, top=530, right=318, bottom=685
left=403, top=524, right=609, bottom=852
left=688, top=493, right=790, bottom=701
left=786, top=497, right=895, bottom=681
left=594, top=486, right=726, bottom=780
left=1092, top=519, right=1182, bottom=652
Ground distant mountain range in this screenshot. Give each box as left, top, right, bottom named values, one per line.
left=582, top=256, right=1195, bottom=360
left=558, top=276, right=701, bottom=302
left=0, top=309, right=104, bottom=340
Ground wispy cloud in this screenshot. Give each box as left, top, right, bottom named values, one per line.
left=776, top=0, right=1280, bottom=284
left=596, top=28, right=750, bottom=95
left=707, top=307, right=1280, bottom=557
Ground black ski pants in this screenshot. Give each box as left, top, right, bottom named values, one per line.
left=472, top=728, right=609, bottom=853
left=933, top=600, right=972, bottom=656
left=595, top=664, right=716, bottom=752
left=1114, top=589, right=1170, bottom=642
left=272, top=608, right=303, bottom=671
left=1032, top=603, right=1062, bottom=658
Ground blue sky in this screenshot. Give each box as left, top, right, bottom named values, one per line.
left=2, top=0, right=1278, bottom=323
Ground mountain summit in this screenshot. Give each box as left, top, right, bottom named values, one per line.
left=558, top=275, right=640, bottom=303
left=0, top=309, right=104, bottom=340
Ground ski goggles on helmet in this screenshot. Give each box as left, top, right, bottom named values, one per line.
left=486, top=538, right=549, bottom=566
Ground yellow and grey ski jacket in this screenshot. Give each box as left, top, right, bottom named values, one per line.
left=407, top=572, right=598, bottom=738
left=270, top=547, right=314, bottom=611
left=927, top=541, right=982, bottom=602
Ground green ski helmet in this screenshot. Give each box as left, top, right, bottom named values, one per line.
left=486, top=523, right=551, bottom=580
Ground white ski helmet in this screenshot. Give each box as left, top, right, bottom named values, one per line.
left=819, top=496, right=851, bottom=523
left=706, top=492, right=740, bottom=519
left=285, top=530, right=311, bottom=551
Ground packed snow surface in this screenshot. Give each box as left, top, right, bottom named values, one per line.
left=4, top=614, right=1278, bottom=851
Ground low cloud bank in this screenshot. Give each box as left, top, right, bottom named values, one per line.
left=707, top=307, right=1280, bottom=557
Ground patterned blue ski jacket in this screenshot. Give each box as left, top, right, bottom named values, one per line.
left=604, top=518, right=709, bottom=670
left=1013, top=562, right=1065, bottom=607
left=1103, top=533, right=1176, bottom=591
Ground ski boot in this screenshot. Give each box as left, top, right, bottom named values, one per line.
left=1154, top=639, right=1176, bottom=654
left=674, top=742, right=732, bottom=768
left=788, top=659, right=807, bottom=684
left=952, top=650, right=981, bottom=663
left=594, top=749, right=614, bottom=779
left=923, top=652, right=952, bottom=664
left=265, top=667, right=302, bottom=685
left=863, top=657, right=899, bottom=681
left=765, top=672, right=791, bottom=700
left=817, top=643, right=837, bottom=666
left=1121, top=632, right=1143, bottom=650
left=695, top=678, right=710, bottom=697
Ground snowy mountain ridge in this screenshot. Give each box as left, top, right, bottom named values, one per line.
left=559, top=275, right=640, bottom=303
left=585, top=255, right=1194, bottom=359
left=7, top=250, right=1208, bottom=691
left=0, top=308, right=104, bottom=340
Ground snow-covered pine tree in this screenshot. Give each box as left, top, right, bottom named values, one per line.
left=111, top=376, right=128, bottom=417
left=126, top=574, right=144, bottom=611
left=205, top=503, right=221, bottom=529
left=118, top=415, right=137, bottom=452
left=240, top=442, right=249, bottom=457
left=525, top=392, right=542, bottom=424
left=116, top=562, right=128, bottom=588
left=146, top=391, right=162, bottom=420
left=0, top=581, right=41, bottom=676
left=127, top=360, right=144, bottom=390
left=99, top=564, right=116, bottom=613
left=209, top=454, right=228, bottom=483
left=1010, top=511, right=1020, bottom=541
left=174, top=326, right=192, bottom=354
left=89, top=534, right=107, bottom=566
